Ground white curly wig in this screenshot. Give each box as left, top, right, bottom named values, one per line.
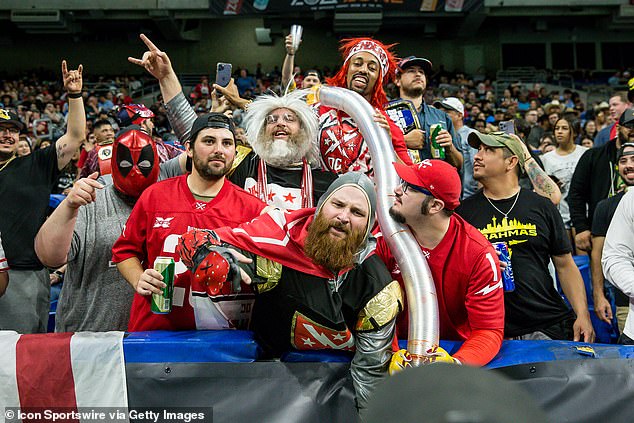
left=243, top=89, right=321, bottom=167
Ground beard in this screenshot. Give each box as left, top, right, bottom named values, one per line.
left=304, top=212, right=366, bottom=271
left=388, top=196, right=434, bottom=224
left=0, top=150, right=15, bottom=161
left=618, top=128, right=634, bottom=145
left=192, top=150, right=232, bottom=181
left=401, top=85, right=424, bottom=98
left=254, top=131, right=311, bottom=168
left=389, top=206, right=406, bottom=224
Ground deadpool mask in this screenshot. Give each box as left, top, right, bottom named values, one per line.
left=112, top=128, right=159, bottom=198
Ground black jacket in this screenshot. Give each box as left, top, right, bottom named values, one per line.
left=568, top=139, right=619, bottom=233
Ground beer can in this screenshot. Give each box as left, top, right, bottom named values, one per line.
left=492, top=242, right=515, bottom=292
left=151, top=256, right=175, bottom=314
left=429, top=123, right=445, bottom=159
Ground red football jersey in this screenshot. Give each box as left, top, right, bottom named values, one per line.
left=317, top=105, right=411, bottom=175
left=375, top=214, right=505, bottom=341
left=111, top=175, right=266, bottom=331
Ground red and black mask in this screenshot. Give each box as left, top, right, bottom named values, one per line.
left=112, top=127, right=159, bottom=198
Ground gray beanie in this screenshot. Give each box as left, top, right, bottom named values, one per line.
left=315, top=172, right=377, bottom=239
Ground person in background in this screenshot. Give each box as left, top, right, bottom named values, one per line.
left=569, top=109, right=634, bottom=253
left=16, top=135, right=32, bottom=157
left=281, top=33, right=322, bottom=91
left=594, top=92, right=631, bottom=147
left=541, top=117, right=587, bottom=247
left=391, top=56, right=461, bottom=168
left=0, top=61, right=85, bottom=333
left=591, top=143, right=634, bottom=333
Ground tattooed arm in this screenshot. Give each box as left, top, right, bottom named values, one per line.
left=524, top=156, right=562, bottom=205
left=56, top=60, right=86, bottom=170
left=512, top=134, right=561, bottom=205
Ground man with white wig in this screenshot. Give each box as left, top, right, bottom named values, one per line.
left=126, top=33, right=336, bottom=210
left=231, top=89, right=337, bottom=209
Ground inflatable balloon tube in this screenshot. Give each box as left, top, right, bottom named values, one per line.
left=311, top=85, right=439, bottom=366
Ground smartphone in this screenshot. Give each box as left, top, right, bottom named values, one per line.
left=216, top=62, right=232, bottom=87
left=499, top=120, right=515, bottom=135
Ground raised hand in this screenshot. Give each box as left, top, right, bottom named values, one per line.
left=65, top=172, right=104, bottom=209
left=213, top=78, right=249, bottom=109
left=128, top=33, right=174, bottom=81
left=62, top=60, right=83, bottom=94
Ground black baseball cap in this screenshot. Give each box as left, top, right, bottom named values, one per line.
left=619, top=108, right=634, bottom=127
left=0, top=108, right=25, bottom=130
left=618, top=142, right=634, bottom=160
left=397, top=56, right=433, bottom=76
left=189, top=113, right=236, bottom=142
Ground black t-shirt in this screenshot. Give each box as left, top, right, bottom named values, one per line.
left=457, top=188, right=573, bottom=337
left=251, top=254, right=393, bottom=356
left=592, top=191, right=629, bottom=306
left=230, top=153, right=337, bottom=207
left=0, top=145, right=59, bottom=269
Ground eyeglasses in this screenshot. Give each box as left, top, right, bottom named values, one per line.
left=401, top=180, right=433, bottom=196
left=265, top=113, right=297, bottom=125
left=0, top=126, right=19, bottom=135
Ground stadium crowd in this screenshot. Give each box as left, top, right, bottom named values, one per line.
left=2, top=33, right=634, bottom=412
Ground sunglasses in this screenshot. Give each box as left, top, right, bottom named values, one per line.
left=401, top=180, right=433, bottom=196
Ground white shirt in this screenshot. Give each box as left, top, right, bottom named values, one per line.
left=541, top=145, right=587, bottom=227
left=603, top=189, right=634, bottom=338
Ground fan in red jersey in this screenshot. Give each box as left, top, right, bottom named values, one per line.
left=112, top=112, right=266, bottom=332
left=314, top=37, right=412, bottom=175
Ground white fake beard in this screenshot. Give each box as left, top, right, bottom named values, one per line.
left=257, top=135, right=310, bottom=168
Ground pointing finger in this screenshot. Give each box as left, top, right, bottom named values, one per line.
left=61, top=60, right=68, bottom=75
left=140, top=33, right=160, bottom=52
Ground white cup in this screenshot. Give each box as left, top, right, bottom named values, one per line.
left=290, top=25, right=303, bottom=52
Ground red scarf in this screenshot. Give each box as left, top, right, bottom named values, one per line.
left=213, top=208, right=333, bottom=279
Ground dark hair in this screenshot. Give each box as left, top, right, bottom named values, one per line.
left=304, top=69, right=321, bottom=80
left=190, top=113, right=236, bottom=145
left=554, top=116, right=579, bottom=144
left=93, top=119, right=113, bottom=131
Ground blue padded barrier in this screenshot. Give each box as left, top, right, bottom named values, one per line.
left=124, top=330, right=262, bottom=363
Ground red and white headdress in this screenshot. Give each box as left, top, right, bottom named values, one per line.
left=327, top=37, right=399, bottom=108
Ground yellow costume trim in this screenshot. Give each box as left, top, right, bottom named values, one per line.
left=254, top=256, right=283, bottom=293
left=227, top=145, right=252, bottom=177
left=356, top=280, right=402, bottom=332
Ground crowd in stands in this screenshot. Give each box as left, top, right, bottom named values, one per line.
left=2, top=33, right=634, bottom=412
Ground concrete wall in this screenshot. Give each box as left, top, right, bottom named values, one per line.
left=1, top=17, right=630, bottom=77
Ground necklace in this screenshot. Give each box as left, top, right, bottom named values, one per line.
left=0, top=154, right=17, bottom=173
left=484, top=190, right=520, bottom=219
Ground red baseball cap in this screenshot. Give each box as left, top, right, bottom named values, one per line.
left=393, top=159, right=461, bottom=210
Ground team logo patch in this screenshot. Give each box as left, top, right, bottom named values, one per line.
left=291, top=311, right=355, bottom=351
left=97, top=145, right=113, bottom=160
left=153, top=217, right=174, bottom=228
left=319, top=110, right=365, bottom=174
